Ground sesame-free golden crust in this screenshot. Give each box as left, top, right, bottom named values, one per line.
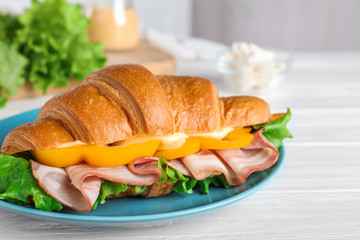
left=37, top=84, right=134, bottom=144
left=1, top=119, right=75, bottom=155
left=1, top=65, right=273, bottom=155
left=157, top=75, right=221, bottom=133
left=84, top=65, right=175, bottom=136
left=220, top=96, right=271, bottom=128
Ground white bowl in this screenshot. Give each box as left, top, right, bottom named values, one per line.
left=216, top=49, right=292, bottom=93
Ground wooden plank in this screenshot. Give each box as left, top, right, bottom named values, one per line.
left=9, top=41, right=176, bottom=100
left=283, top=108, right=360, bottom=144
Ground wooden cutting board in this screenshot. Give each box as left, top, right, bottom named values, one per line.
left=10, top=41, right=176, bottom=99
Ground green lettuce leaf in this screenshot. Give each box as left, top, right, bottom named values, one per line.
left=15, top=0, right=106, bottom=92
left=92, top=180, right=128, bottom=209
left=157, top=157, right=230, bottom=194
left=253, top=107, right=293, bottom=148
left=0, top=13, right=27, bottom=107
left=0, top=13, right=21, bottom=45
left=92, top=180, right=147, bottom=209
left=157, top=157, right=197, bottom=194
left=197, top=174, right=231, bottom=194
left=0, top=42, right=28, bottom=107
left=0, top=154, right=62, bottom=212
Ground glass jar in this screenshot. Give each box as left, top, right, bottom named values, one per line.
left=86, top=0, right=139, bottom=51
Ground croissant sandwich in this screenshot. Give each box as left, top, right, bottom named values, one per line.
left=0, top=64, right=292, bottom=212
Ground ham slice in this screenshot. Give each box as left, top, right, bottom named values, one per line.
left=128, top=156, right=160, bottom=176
left=215, top=129, right=279, bottom=184
left=66, top=162, right=161, bottom=188
left=180, top=150, right=240, bottom=185
left=167, top=159, right=193, bottom=177
left=31, top=160, right=101, bottom=212
left=31, top=157, right=162, bottom=212
left=181, top=150, right=233, bottom=180
left=178, top=129, right=279, bottom=185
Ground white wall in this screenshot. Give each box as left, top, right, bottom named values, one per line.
left=192, top=0, right=360, bottom=51
left=133, top=0, right=192, bottom=36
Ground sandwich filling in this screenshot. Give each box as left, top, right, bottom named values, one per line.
left=31, top=127, right=253, bottom=168
left=0, top=108, right=292, bottom=213
left=30, top=129, right=277, bottom=212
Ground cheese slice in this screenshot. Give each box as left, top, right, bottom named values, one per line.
left=57, top=140, right=86, bottom=148
left=187, top=127, right=234, bottom=139
left=113, top=133, right=188, bottom=151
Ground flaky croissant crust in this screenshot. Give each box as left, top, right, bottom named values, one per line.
left=1, top=64, right=271, bottom=154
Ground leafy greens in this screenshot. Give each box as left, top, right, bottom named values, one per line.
left=0, top=13, right=21, bottom=45
left=0, top=153, right=62, bottom=211
left=0, top=13, right=27, bottom=107
left=0, top=0, right=107, bottom=106
left=15, top=0, right=106, bottom=92
left=157, top=157, right=197, bottom=194
left=0, top=42, right=28, bottom=108
left=92, top=180, right=147, bottom=209
left=254, top=107, right=293, bottom=148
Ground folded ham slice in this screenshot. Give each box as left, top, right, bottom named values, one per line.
left=181, top=149, right=234, bottom=181
left=175, top=129, right=279, bottom=185
left=167, top=159, right=193, bottom=177
left=215, top=130, right=279, bottom=185
left=31, top=160, right=101, bottom=212
left=128, top=156, right=161, bottom=176
left=66, top=161, right=161, bottom=188
left=31, top=157, right=162, bottom=212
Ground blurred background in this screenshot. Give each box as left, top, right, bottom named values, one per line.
left=2, top=0, right=359, bottom=51
left=0, top=0, right=358, bottom=107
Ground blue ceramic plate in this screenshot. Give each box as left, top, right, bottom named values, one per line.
left=0, top=109, right=285, bottom=226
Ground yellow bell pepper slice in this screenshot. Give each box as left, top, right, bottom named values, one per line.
left=223, top=127, right=252, bottom=141
left=192, top=128, right=254, bottom=150
left=32, top=145, right=82, bottom=168
left=32, top=140, right=161, bottom=168
left=154, top=138, right=200, bottom=160
left=193, top=136, right=253, bottom=150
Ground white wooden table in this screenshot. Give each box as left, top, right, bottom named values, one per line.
left=0, top=52, right=360, bottom=239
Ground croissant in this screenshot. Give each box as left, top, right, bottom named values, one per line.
left=0, top=64, right=283, bottom=212
left=1, top=64, right=270, bottom=154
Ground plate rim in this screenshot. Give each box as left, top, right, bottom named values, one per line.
left=0, top=109, right=285, bottom=224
